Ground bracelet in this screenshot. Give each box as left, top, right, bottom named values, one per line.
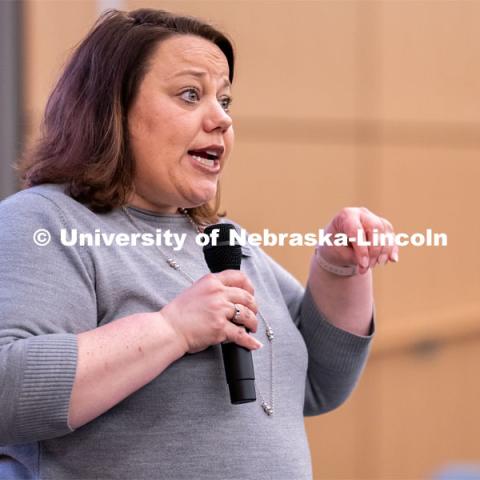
left=314, top=246, right=358, bottom=277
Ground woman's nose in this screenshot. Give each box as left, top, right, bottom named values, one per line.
left=203, top=99, right=232, bottom=133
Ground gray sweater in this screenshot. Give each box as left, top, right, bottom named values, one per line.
left=0, top=184, right=374, bottom=480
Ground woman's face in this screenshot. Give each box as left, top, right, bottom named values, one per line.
left=127, top=34, right=234, bottom=214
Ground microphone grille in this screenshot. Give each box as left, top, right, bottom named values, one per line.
left=203, top=223, right=242, bottom=272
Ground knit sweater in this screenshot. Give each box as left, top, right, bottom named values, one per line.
left=0, top=184, right=374, bottom=480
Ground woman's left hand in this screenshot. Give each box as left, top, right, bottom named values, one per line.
left=317, top=207, right=399, bottom=275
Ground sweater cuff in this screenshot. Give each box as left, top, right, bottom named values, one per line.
left=16, top=334, right=78, bottom=442
left=299, top=286, right=375, bottom=373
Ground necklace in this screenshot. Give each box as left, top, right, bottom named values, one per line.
left=121, top=205, right=275, bottom=416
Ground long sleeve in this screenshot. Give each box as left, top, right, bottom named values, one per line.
left=0, top=190, right=97, bottom=445
left=260, top=250, right=375, bottom=417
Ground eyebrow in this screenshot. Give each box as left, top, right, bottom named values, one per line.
left=170, top=69, right=231, bottom=89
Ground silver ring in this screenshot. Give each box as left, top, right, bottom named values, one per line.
left=232, top=304, right=241, bottom=322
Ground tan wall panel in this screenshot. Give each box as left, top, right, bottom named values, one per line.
left=310, top=334, right=480, bottom=480
left=23, top=0, right=98, bottom=142
left=306, top=402, right=359, bottom=480
left=373, top=148, right=480, bottom=325
left=308, top=332, right=480, bottom=480
left=128, top=0, right=360, bottom=120
left=375, top=338, right=480, bottom=479
left=306, top=359, right=382, bottom=480
left=378, top=1, right=480, bottom=123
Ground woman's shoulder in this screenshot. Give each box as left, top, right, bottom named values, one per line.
left=0, top=184, right=105, bottom=243
left=1, top=183, right=71, bottom=211
left=0, top=183, right=92, bottom=223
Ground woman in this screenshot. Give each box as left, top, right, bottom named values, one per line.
left=0, top=8, right=397, bottom=480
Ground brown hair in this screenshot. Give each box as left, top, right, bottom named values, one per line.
left=17, top=8, right=235, bottom=225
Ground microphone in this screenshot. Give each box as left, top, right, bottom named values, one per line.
left=203, top=223, right=256, bottom=404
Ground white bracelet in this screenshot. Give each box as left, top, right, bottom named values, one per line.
left=314, top=246, right=358, bottom=277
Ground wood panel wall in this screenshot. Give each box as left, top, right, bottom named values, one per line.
left=23, top=1, right=480, bottom=479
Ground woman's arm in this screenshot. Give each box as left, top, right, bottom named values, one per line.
left=254, top=245, right=376, bottom=416
left=68, top=311, right=186, bottom=429
left=306, top=258, right=373, bottom=336
left=308, top=206, right=398, bottom=336
left=254, top=206, right=398, bottom=416
left=70, top=267, right=262, bottom=429
left=0, top=192, right=98, bottom=444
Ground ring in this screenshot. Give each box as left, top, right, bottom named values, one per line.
left=232, top=304, right=241, bottom=322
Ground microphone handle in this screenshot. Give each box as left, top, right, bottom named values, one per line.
left=221, top=340, right=256, bottom=404
left=202, top=224, right=256, bottom=404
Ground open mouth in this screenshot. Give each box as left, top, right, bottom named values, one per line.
left=188, top=151, right=218, bottom=168
left=187, top=148, right=222, bottom=169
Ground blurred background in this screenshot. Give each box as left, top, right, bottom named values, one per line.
left=1, top=0, right=479, bottom=479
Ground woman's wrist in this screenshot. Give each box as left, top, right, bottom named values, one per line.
left=314, top=246, right=358, bottom=277
left=152, top=310, right=188, bottom=358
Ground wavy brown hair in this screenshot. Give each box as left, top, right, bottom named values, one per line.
left=17, top=8, right=235, bottom=225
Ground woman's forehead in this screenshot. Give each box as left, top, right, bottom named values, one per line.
left=149, top=35, right=230, bottom=82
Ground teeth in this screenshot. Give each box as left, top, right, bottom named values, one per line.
left=205, top=150, right=219, bottom=159
left=191, top=154, right=215, bottom=167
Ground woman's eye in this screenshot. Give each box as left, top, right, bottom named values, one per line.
left=179, top=89, right=232, bottom=112
left=180, top=88, right=200, bottom=104
left=219, top=97, right=233, bottom=112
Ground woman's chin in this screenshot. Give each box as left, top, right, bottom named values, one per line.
left=183, top=184, right=217, bottom=208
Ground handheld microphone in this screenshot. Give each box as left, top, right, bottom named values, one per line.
left=203, top=223, right=256, bottom=404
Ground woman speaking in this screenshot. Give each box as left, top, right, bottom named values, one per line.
left=0, top=8, right=397, bottom=479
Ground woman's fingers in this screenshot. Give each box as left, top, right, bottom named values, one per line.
left=224, top=319, right=263, bottom=350
left=203, top=270, right=260, bottom=337
left=226, top=302, right=258, bottom=333
left=324, top=206, right=399, bottom=273
left=359, top=208, right=386, bottom=268
left=335, top=210, right=370, bottom=273
left=215, top=269, right=255, bottom=295
left=224, top=286, right=257, bottom=314
left=378, top=217, right=395, bottom=264
left=381, top=218, right=399, bottom=263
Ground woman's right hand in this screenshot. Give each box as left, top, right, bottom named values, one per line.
left=159, top=270, right=262, bottom=354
